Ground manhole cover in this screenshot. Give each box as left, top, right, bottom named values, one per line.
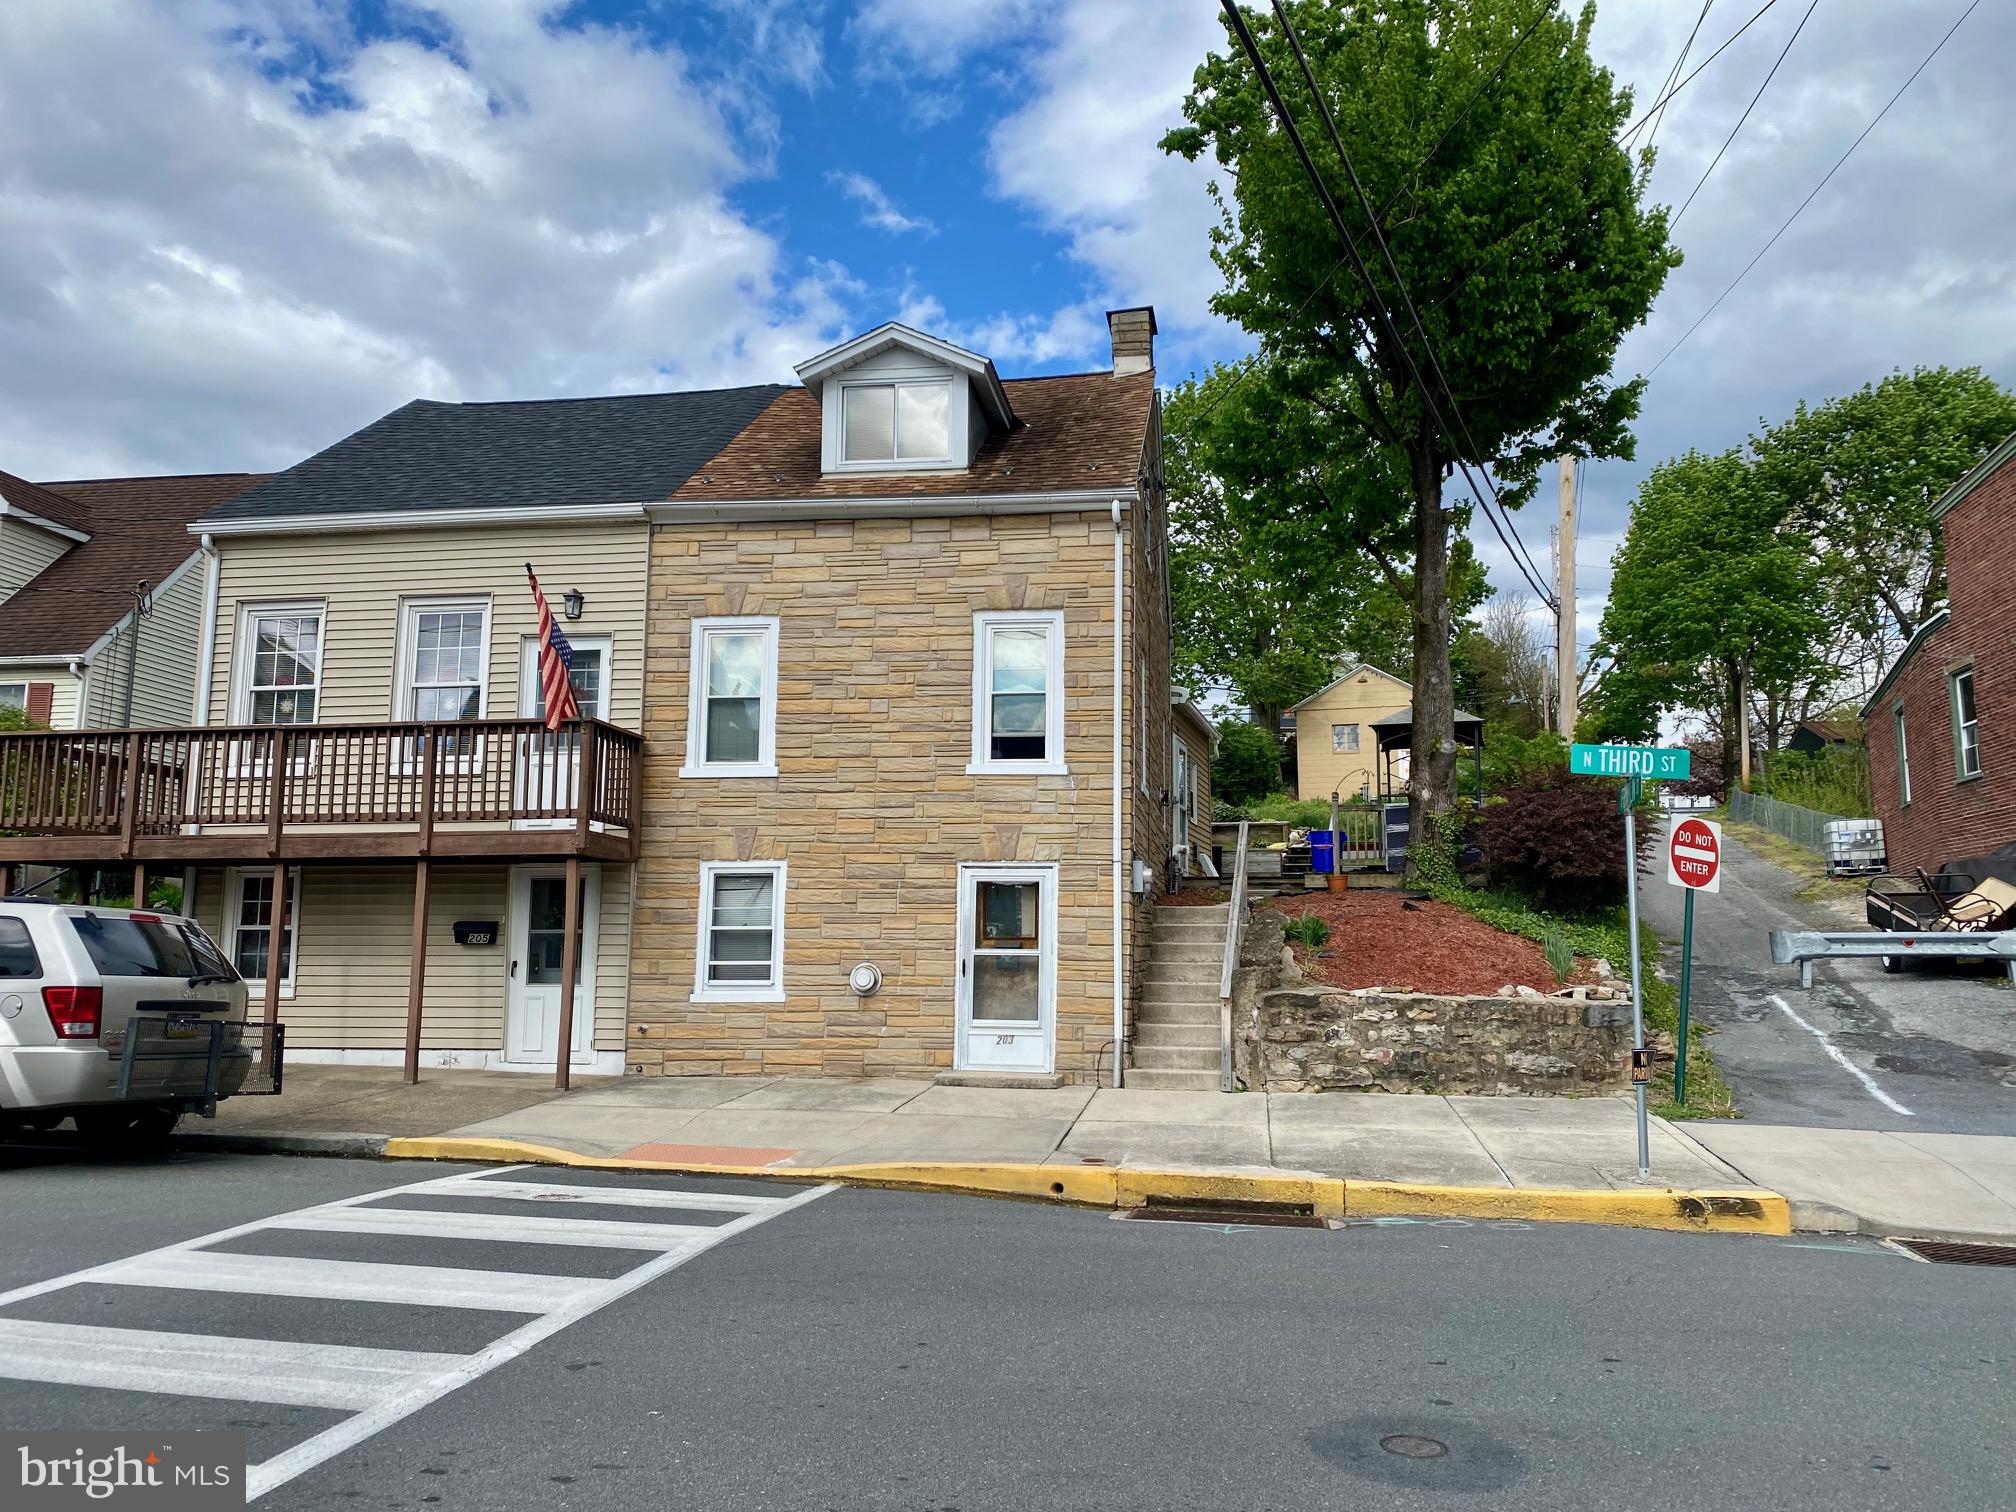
left=1379, top=1435, right=1449, bottom=1460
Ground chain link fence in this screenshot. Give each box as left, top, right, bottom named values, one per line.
left=1727, top=788, right=1852, bottom=855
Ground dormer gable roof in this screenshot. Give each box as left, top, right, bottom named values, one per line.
left=794, top=323, right=1017, bottom=431
left=0, top=466, right=95, bottom=539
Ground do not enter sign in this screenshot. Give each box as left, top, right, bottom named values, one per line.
left=1667, top=817, right=1722, bottom=893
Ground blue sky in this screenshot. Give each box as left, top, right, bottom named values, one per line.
left=1, top=1, right=2011, bottom=670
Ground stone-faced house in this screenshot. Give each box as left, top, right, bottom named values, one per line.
left=1864, top=429, right=2016, bottom=875
left=0, top=309, right=1178, bottom=1089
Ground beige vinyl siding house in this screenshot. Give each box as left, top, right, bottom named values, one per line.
left=0, top=518, right=73, bottom=600
left=81, top=547, right=208, bottom=728
left=1290, top=664, right=1415, bottom=801
left=205, top=521, right=650, bottom=729
left=1172, top=700, right=1216, bottom=875
left=187, top=517, right=653, bottom=1075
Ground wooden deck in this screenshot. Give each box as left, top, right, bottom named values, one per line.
left=0, top=718, right=643, bottom=865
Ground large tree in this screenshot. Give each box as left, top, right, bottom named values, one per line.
left=1596, top=448, right=1828, bottom=781
left=1164, top=0, right=1676, bottom=859
left=1753, top=366, right=2016, bottom=644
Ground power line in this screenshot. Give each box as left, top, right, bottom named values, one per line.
left=1647, top=0, right=1979, bottom=377
left=1673, top=0, right=1822, bottom=228
left=1634, top=0, right=1716, bottom=159
left=1266, top=0, right=1557, bottom=608
left=1616, top=0, right=1782, bottom=143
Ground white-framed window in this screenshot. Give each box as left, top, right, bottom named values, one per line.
left=0, top=683, right=25, bottom=713
left=1332, top=722, right=1359, bottom=753
left=840, top=380, right=951, bottom=464
left=1952, top=667, right=1982, bottom=780
left=232, top=603, right=324, bottom=726
left=969, top=611, right=1067, bottom=776
left=225, top=867, right=300, bottom=997
left=1894, top=703, right=1911, bottom=807
left=682, top=617, right=779, bottom=778
left=396, top=597, right=491, bottom=766
left=692, top=861, right=785, bottom=1003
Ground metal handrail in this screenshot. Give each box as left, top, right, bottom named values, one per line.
left=1218, top=819, right=1250, bottom=1093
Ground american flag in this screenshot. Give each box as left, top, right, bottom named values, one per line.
left=526, top=564, right=580, bottom=732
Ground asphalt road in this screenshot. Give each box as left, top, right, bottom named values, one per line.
left=1641, top=818, right=2016, bottom=1134
left=2, top=1147, right=2013, bottom=1511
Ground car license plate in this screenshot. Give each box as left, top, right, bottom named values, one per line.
left=163, top=1015, right=204, bottom=1040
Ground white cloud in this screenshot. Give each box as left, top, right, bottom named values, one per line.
left=827, top=171, right=936, bottom=236
left=0, top=0, right=854, bottom=477
left=982, top=1, right=1232, bottom=368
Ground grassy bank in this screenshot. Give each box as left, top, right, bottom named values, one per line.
left=1427, top=882, right=1737, bottom=1120
left=1712, top=811, right=1868, bottom=916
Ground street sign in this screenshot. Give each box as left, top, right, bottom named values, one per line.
left=1666, top=817, right=1722, bottom=893
left=1571, top=743, right=1691, bottom=780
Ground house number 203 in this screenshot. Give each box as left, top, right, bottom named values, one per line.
left=995, top=1035, right=1017, bottom=1045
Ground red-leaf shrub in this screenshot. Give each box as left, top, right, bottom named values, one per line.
left=1475, top=780, right=1657, bottom=910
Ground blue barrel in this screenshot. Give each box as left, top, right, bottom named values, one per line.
left=1308, top=831, right=1336, bottom=873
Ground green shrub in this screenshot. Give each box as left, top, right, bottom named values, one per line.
left=1282, top=914, right=1331, bottom=949
left=1475, top=778, right=1656, bottom=911
left=1749, top=746, right=1872, bottom=818
left=1212, top=722, right=1283, bottom=807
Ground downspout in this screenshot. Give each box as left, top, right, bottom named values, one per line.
left=1111, top=497, right=1126, bottom=1089
left=193, top=534, right=220, bottom=725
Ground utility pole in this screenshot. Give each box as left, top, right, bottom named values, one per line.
left=1556, top=456, right=1578, bottom=739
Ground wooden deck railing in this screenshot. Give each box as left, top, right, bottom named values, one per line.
left=0, top=719, right=643, bottom=857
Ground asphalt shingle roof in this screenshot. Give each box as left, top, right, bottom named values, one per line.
left=0, top=473, right=265, bottom=658
left=198, top=385, right=792, bottom=524
left=670, top=371, right=1157, bottom=502
left=0, top=466, right=97, bottom=535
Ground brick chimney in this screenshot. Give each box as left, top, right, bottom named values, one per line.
left=1107, top=306, right=1156, bottom=376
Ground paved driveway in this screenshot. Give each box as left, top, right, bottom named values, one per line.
left=1641, top=819, right=2016, bottom=1133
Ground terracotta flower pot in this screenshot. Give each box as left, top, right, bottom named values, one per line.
left=1326, top=872, right=1350, bottom=893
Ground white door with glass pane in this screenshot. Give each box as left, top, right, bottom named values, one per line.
left=516, top=636, right=610, bottom=826
left=955, top=863, right=1056, bottom=1072
left=505, top=866, right=599, bottom=1065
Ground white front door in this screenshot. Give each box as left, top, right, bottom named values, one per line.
left=955, top=863, right=1056, bottom=1073
left=516, top=636, right=611, bottom=827
left=505, top=866, right=599, bottom=1065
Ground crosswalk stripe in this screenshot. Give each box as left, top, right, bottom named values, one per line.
left=0, top=1319, right=466, bottom=1412
left=268, top=1206, right=721, bottom=1251
left=95, top=1250, right=583, bottom=1314
left=433, top=1176, right=792, bottom=1213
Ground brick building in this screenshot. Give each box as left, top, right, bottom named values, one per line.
left=1864, top=429, right=2016, bottom=874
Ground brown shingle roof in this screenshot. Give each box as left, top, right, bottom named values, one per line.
left=0, top=473, right=264, bottom=659
left=0, top=466, right=96, bottom=536
left=669, top=370, right=1156, bottom=503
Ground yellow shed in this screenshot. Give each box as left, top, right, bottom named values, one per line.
left=1287, top=664, right=1415, bottom=801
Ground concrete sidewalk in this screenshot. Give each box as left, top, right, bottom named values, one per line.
left=186, top=1067, right=2016, bottom=1240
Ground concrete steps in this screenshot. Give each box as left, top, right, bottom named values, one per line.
left=1131, top=905, right=1232, bottom=1091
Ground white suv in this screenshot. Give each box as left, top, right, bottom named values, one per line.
left=0, top=902, right=252, bottom=1149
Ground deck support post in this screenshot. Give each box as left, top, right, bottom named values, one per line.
left=404, top=858, right=431, bottom=1085
left=554, top=853, right=582, bottom=1092
left=262, top=861, right=287, bottom=1031
left=132, top=864, right=147, bottom=908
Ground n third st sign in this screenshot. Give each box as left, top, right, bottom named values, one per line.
left=1666, top=817, right=1722, bottom=893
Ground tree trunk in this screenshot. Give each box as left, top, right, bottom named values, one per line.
left=1719, top=657, right=1742, bottom=792
left=1406, top=448, right=1457, bottom=878
left=1249, top=701, right=1282, bottom=735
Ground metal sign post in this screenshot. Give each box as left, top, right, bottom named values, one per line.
left=1664, top=817, right=1723, bottom=1106
left=1617, top=775, right=1649, bottom=1179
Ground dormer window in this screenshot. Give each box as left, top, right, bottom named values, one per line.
left=843, top=380, right=950, bottom=464
left=797, top=323, right=1018, bottom=476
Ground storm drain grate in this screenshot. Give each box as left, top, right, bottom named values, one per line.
left=1895, top=1239, right=2016, bottom=1267
left=1124, top=1200, right=1327, bottom=1229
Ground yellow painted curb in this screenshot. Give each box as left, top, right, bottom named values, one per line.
left=381, top=1136, right=1787, bottom=1234
left=1346, top=1181, right=1792, bottom=1234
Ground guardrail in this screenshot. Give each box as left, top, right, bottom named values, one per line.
left=1769, top=928, right=2016, bottom=988
left=1218, top=819, right=1250, bottom=1094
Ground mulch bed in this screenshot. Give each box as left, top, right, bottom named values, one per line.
left=1266, top=890, right=1591, bottom=996
left=1158, top=887, right=1231, bottom=907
